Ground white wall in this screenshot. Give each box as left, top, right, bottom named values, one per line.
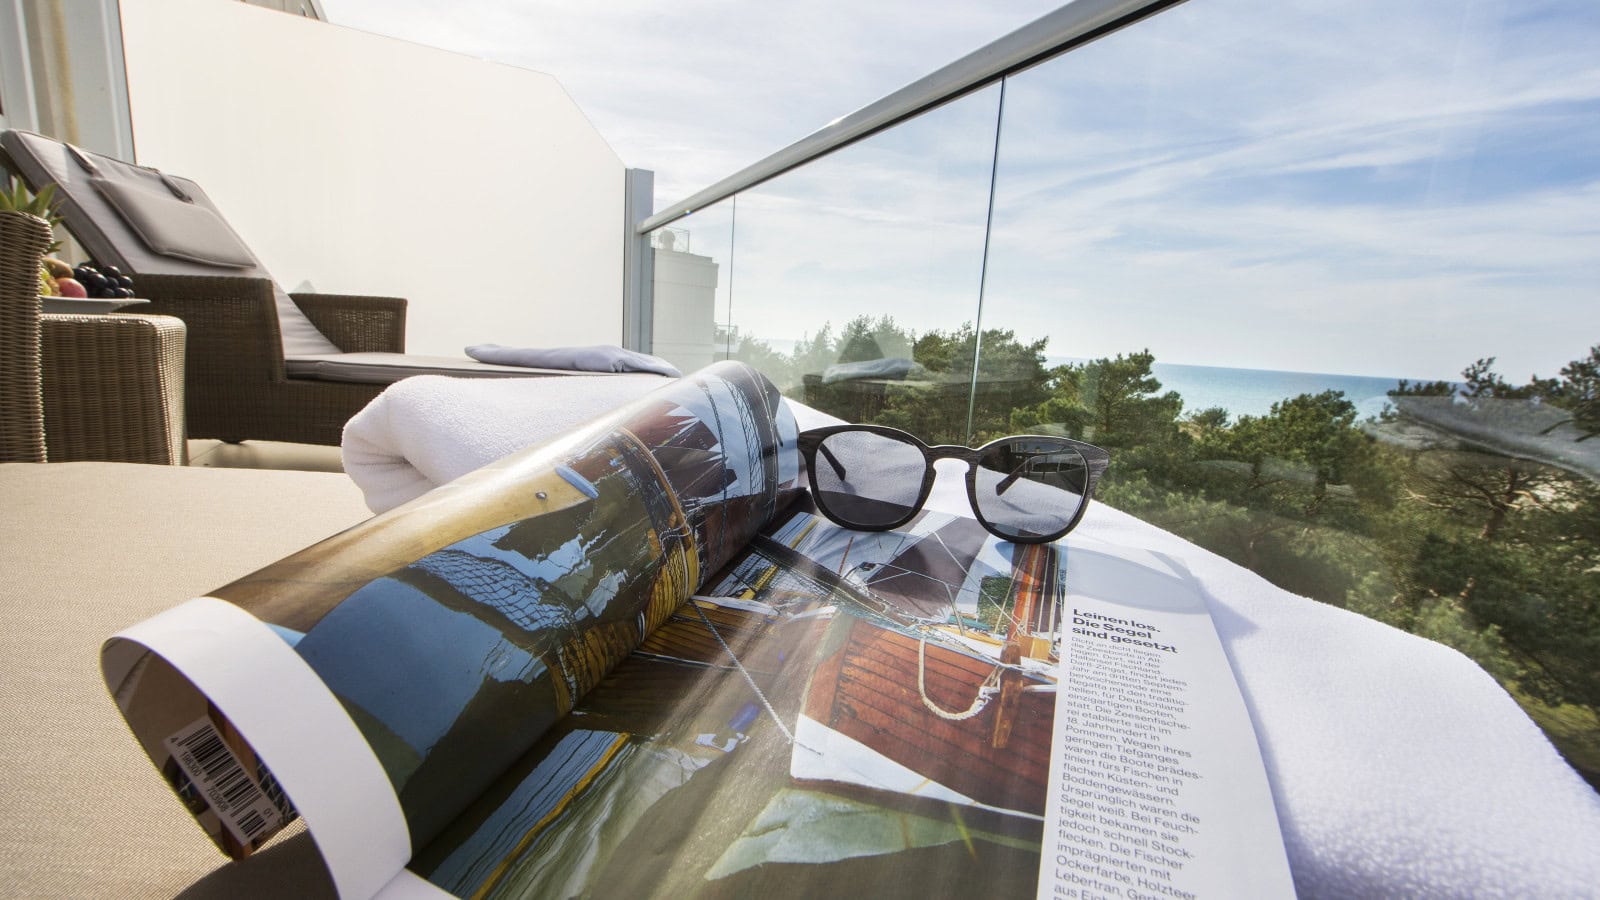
left=117, top=0, right=625, bottom=355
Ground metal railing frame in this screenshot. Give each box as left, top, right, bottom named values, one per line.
left=636, top=0, right=1188, bottom=236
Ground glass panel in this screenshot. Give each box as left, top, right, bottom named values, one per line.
left=986, top=0, right=1600, bottom=781
left=718, top=83, right=1004, bottom=431
left=648, top=199, right=733, bottom=375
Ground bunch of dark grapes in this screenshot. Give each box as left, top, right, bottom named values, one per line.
left=72, top=263, right=136, bottom=299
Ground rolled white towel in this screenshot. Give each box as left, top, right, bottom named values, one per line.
left=341, top=373, right=671, bottom=512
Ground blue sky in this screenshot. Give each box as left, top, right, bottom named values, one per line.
left=324, top=0, right=1598, bottom=382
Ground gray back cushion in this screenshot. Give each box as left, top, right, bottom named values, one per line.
left=90, top=176, right=257, bottom=268
left=1, top=129, right=339, bottom=357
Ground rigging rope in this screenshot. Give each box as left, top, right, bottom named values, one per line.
left=917, top=629, right=1002, bottom=721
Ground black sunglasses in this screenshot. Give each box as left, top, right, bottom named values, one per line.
left=796, top=425, right=1110, bottom=544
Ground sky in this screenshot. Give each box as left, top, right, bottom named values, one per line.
left=322, top=0, right=1598, bottom=382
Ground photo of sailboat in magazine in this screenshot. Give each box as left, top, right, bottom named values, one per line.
left=99, top=361, right=1292, bottom=899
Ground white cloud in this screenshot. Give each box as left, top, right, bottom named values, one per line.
left=323, top=0, right=1063, bottom=201
left=322, top=0, right=1599, bottom=381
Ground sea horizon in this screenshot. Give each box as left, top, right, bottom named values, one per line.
left=1043, top=356, right=1427, bottom=421
left=733, top=337, right=1440, bottom=421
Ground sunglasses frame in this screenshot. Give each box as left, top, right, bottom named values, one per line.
left=796, top=424, right=1110, bottom=544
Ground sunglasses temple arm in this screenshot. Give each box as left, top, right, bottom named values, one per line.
left=997, top=446, right=1111, bottom=497
left=995, top=460, right=1030, bottom=496
left=818, top=443, right=848, bottom=481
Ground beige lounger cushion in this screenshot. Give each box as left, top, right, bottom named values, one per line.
left=0, top=462, right=372, bottom=898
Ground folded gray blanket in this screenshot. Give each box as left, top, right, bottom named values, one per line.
left=465, top=343, right=682, bottom=377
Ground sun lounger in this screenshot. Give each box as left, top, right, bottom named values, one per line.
left=1, top=129, right=655, bottom=446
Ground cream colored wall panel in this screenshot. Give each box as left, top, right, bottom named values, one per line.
left=118, top=0, right=624, bottom=354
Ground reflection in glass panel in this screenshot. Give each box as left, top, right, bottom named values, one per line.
left=649, top=199, right=734, bottom=376
left=716, top=83, right=1004, bottom=426
left=982, top=0, right=1600, bottom=782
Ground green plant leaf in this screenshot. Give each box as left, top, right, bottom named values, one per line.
left=1, top=176, right=22, bottom=211
left=1, top=177, right=65, bottom=248
left=33, top=182, right=58, bottom=216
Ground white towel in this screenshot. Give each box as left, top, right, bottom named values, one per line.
left=341, top=373, right=672, bottom=513
left=1071, top=501, right=1600, bottom=896
left=342, top=376, right=1600, bottom=894
left=915, top=476, right=1600, bottom=897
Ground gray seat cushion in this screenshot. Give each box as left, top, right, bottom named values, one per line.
left=284, top=352, right=614, bottom=384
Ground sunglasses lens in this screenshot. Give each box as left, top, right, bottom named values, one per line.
left=973, top=439, right=1090, bottom=541
left=811, top=430, right=928, bottom=529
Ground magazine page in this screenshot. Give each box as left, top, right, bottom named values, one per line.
left=100, top=362, right=799, bottom=899
left=400, top=487, right=1292, bottom=897
left=1041, top=533, right=1295, bottom=899
left=395, top=500, right=1055, bottom=897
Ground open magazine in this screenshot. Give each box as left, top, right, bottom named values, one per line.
left=102, top=361, right=1291, bottom=899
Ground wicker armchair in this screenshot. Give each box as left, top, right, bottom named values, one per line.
left=134, top=273, right=405, bottom=446
left=1, top=209, right=187, bottom=465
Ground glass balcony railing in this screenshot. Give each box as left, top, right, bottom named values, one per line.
left=642, top=0, right=1600, bottom=785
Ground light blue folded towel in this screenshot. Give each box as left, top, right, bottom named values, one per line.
left=465, top=343, right=682, bottom=377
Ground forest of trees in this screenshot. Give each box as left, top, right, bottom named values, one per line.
left=724, top=316, right=1600, bottom=786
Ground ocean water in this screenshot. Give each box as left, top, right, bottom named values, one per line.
left=1152, top=363, right=1406, bottom=421
left=1048, top=358, right=1408, bottom=421
left=753, top=337, right=1412, bottom=421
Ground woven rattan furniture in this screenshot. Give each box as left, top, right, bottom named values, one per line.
left=41, top=311, right=187, bottom=464
left=134, top=273, right=402, bottom=446
left=0, top=210, right=52, bottom=462
left=1, top=208, right=188, bottom=465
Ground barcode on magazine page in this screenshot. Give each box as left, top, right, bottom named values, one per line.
left=162, top=717, right=286, bottom=846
